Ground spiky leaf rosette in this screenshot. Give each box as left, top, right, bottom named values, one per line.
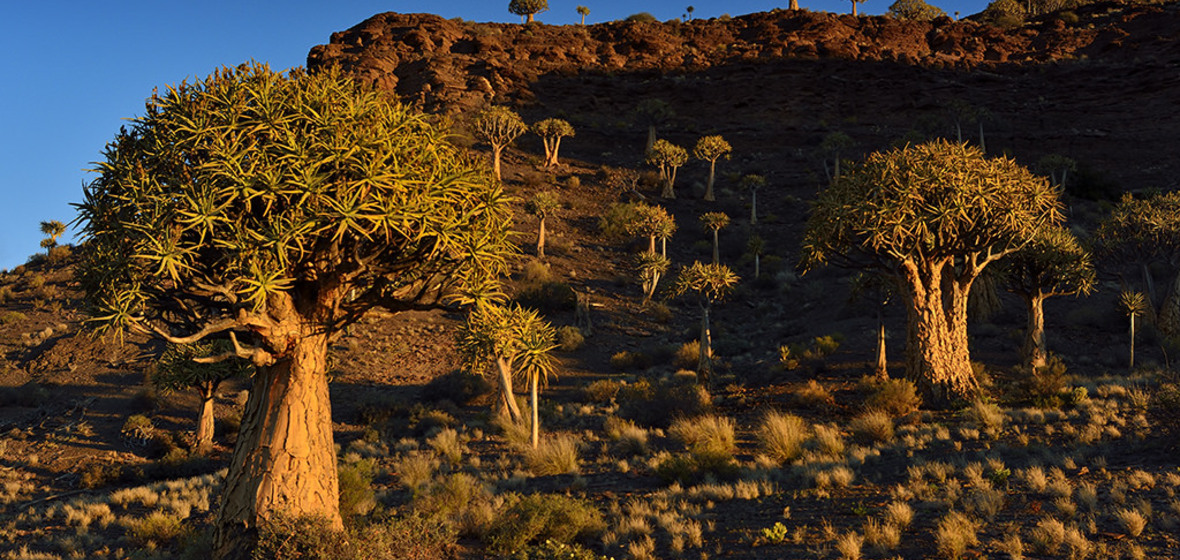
left=458, top=302, right=559, bottom=386
left=525, top=192, right=561, bottom=219
left=474, top=106, right=527, bottom=149
left=1094, top=192, right=1180, bottom=266
left=1120, top=290, right=1149, bottom=316
left=532, top=119, right=574, bottom=141
left=509, top=0, right=550, bottom=18
left=627, top=204, right=676, bottom=241
left=671, top=261, right=739, bottom=304
left=647, top=140, right=688, bottom=169
left=740, top=174, right=767, bottom=192
left=75, top=63, right=513, bottom=342
left=700, top=212, right=730, bottom=232
left=1000, top=227, right=1095, bottom=299
left=693, top=135, right=732, bottom=163
left=801, top=140, right=1061, bottom=272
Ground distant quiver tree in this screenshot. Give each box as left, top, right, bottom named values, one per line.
left=647, top=139, right=689, bottom=199
left=694, top=135, right=732, bottom=202
left=888, top=0, right=947, bottom=20
left=532, top=118, right=575, bottom=167
left=73, top=63, right=513, bottom=559
left=509, top=0, right=549, bottom=22
left=801, top=141, right=1062, bottom=405
left=474, top=105, right=527, bottom=182
left=154, top=340, right=252, bottom=454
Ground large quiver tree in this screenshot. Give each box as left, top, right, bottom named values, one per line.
left=73, top=63, right=512, bottom=559
left=802, top=141, right=1062, bottom=405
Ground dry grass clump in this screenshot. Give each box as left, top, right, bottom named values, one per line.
left=995, top=532, right=1025, bottom=560
left=850, top=410, right=894, bottom=444
left=396, top=452, right=439, bottom=492
left=1062, top=526, right=1092, bottom=560
left=812, top=423, right=846, bottom=458
left=1021, top=466, right=1048, bottom=493
left=1029, top=516, right=1065, bottom=555
left=1114, top=508, right=1148, bottom=537
left=525, top=434, right=581, bottom=476
left=120, top=510, right=187, bottom=547
left=605, top=416, right=649, bottom=456
left=884, top=501, right=914, bottom=530
left=427, top=427, right=463, bottom=465
left=862, top=518, right=901, bottom=553
left=966, top=400, right=1004, bottom=436
left=757, top=411, right=809, bottom=462
left=669, top=415, right=736, bottom=456
left=863, top=378, right=921, bottom=417
left=935, top=511, right=978, bottom=559
left=796, top=379, right=835, bottom=407
left=835, top=530, right=864, bottom=560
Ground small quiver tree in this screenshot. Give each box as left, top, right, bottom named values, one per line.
left=154, top=340, right=253, bottom=454
left=851, top=0, right=868, bottom=16
left=999, top=227, right=1095, bottom=368
left=634, top=99, right=675, bottom=154
left=740, top=174, right=767, bottom=226
left=671, top=262, right=739, bottom=385
left=458, top=303, right=558, bottom=448
left=746, top=234, right=764, bottom=280
left=73, top=63, right=513, bottom=559
left=636, top=251, right=670, bottom=302
left=801, top=141, right=1062, bottom=405
left=532, top=118, right=575, bottom=167
left=576, top=5, right=590, bottom=24
left=849, top=273, right=897, bottom=380
left=647, top=139, right=689, bottom=199
left=39, top=220, right=67, bottom=249
left=1120, top=290, right=1148, bottom=371
left=693, top=135, right=732, bottom=202
left=887, top=0, right=946, bottom=20
left=700, top=212, right=730, bottom=265
left=1094, top=192, right=1180, bottom=335
left=1034, top=154, right=1077, bottom=189
left=474, top=105, right=528, bottom=181
left=819, top=131, right=855, bottom=185
left=627, top=203, right=676, bottom=257
left=509, top=0, right=549, bottom=22
left=525, top=192, right=561, bottom=259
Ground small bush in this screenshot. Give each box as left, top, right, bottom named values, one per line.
left=509, top=540, right=610, bottom=560
left=1149, top=383, right=1180, bottom=440
left=673, top=341, right=702, bottom=370
left=422, top=371, right=493, bottom=406
left=625, top=12, right=658, bottom=22
left=1014, top=357, right=1069, bottom=408
left=863, top=378, right=921, bottom=417
left=758, top=411, right=809, bottom=463
left=617, top=378, right=711, bottom=428
left=121, top=414, right=155, bottom=445
left=484, top=494, right=605, bottom=554
left=669, top=415, right=736, bottom=457
left=525, top=434, right=580, bottom=476
left=610, top=350, right=650, bottom=371
left=604, top=416, right=648, bottom=456
left=338, top=458, right=376, bottom=520
left=1115, top=508, right=1148, bottom=538
left=122, top=511, right=187, bottom=547
left=556, top=326, right=584, bottom=352
left=428, top=428, right=464, bottom=465
left=935, top=511, right=978, bottom=560
left=1028, top=517, right=1065, bottom=555
left=850, top=410, right=894, bottom=444
left=655, top=451, right=740, bottom=485
left=583, top=379, right=622, bottom=403
left=0, top=311, right=26, bottom=325
left=796, top=379, right=834, bottom=407
left=965, top=400, right=1004, bottom=437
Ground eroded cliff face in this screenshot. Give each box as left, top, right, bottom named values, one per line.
left=307, top=3, right=1180, bottom=191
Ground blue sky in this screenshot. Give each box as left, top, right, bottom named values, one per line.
left=0, top=0, right=989, bottom=271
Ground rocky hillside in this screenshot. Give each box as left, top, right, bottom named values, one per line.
left=308, top=2, right=1180, bottom=192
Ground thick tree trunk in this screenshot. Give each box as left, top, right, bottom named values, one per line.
left=213, top=332, right=339, bottom=560
left=1156, top=272, right=1180, bottom=336
left=705, top=161, right=717, bottom=202
left=646, top=126, right=656, bottom=154
left=661, top=237, right=667, bottom=258
left=661, top=172, right=676, bottom=199
left=526, top=13, right=535, bottom=23
left=492, top=146, right=504, bottom=181
left=494, top=357, right=522, bottom=422
left=537, top=218, right=547, bottom=259
left=902, top=260, right=979, bottom=406
left=530, top=374, right=539, bottom=448
left=698, top=300, right=713, bottom=384
left=1022, top=293, right=1047, bottom=368
left=194, top=383, right=216, bottom=455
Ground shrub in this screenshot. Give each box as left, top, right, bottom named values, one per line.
left=617, top=378, right=712, bottom=428
left=965, top=400, right=1004, bottom=437
left=850, top=410, right=894, bottom=444
left=1014, top=356, right=1069, bottom=407
left=669, top=415, right=736, bottom=456
left=121, top=414, right=155, bottom=445
left=796, top=379, right=834, bottom=407
left=604, top=416, right=648, bottom=456
left=428, top=428, right=464, bottom=465
left=509, top=540, right=611, bottom=560
left=609, top=350, right=650, bottom=371
left=1028, top=517, right=1065, bottom=555
left=1150, top=383, right=1180, bottom=440
left=484, top=494, right=605, bottom=554
left=1115, top=508, right=1148, bottom=538
left=583, top=379, right=622, bottom=403
left=122, top=511, right=187, bottom=547
left=673, top=341, right=701, bottom=370
left=0, top=311, right=26, bottom=325
left=935, top=511, right=978, bottom=559
left=525, top=434, right=581, bottom=476
left=556, top=326, right=584, bottom=352
left=625, top=12, right=658, bottom=22
left=655, top=451, right=740, bottom=484
left=863, top=378, right=921, bottom=417
left=757, top=411, right=809, bottom=463
left=413, top=472, right=493, bottom=533
left=338, top=458, right=376, bottom=520
left=422, top=370, right=493, bottom=406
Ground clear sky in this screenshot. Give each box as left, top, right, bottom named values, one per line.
left=0, top=0, right=989, bottom=271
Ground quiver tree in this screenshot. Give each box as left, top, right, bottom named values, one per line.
left=458, top=302, right=558, bottom=447
left=532, top=118, right=575, bottom=167
left=1035, top=154, right=1077, bottom=188
left=700, top=211, right=730, bottom=265
left=887, top=0, right=946, bottom=20
left=801, top=141, right=1062, bottom=405
left=647, top=139, right=688, bottom=199
left=999, top=227, right=1095, bottom=368
left=671, top=261, right=739, bottom=384
left=693, top=135, right=732, bottom=202
left=636, top=251, right=670, bottom=302
left=154, top=340, right=252, bottom=454
left=1094, top=192, right=1180, bottom=335
left=1120, top=290, right=1148, bottom=370
left=746, top=234, right=764, bottom=280
left=576, top=5, right=590, bottom=24
left=849, top=273, right=897, bottom=379
left=634, top=99, right=674, bottom=154
left=73, top=63, right=512, bottom=559
left=509, top=0, right=549, bottom=22
left=820, top=131, right=855, bottom=184
left=474, top=105, right=527, bottom=181
left=627, top=203, right=677, bottom=257
left=525, top=192, right=561, bottom=258
left=851, top=0, right=868, bottom=16
left=740, top=174, right=767, bottom=226
left=39, top=220, right=66, bottom=249
left=945, top=99, right=992, bottom=152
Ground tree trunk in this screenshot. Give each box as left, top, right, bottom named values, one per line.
left=875, top=312, right=888, bottom=380
left=537, top=217, right=547, bottom=259
left=978, top=121, right=987, bottom=153
left=492, top=146, right=504, bottom=181
left=698, top=300, right=713, bottom=384
left=213, top=332, right=340, bottom=560
left=530, top=374, right=539, bottom=448
left=902, top=260, right=979, bottom=406
left=646, top=126, right=656, bottom=154
left=662, top=175, right=676, bottom=199
left=494, top=356, right=522, bottom=422
left=705, top=160, right=717, bottom=202
left=750, top=190, right=758, bottom=226
left=1156, top=272, right=1180, bottom=336
left=852, top=0, right=858, bottom=16
left=526, top=13, right=535, bottom=23
left=661, top=237, right=667, bottom=259
left=194, top=382, right=216, bottom=455
left=754, top=253, right=760, bottom=280
left=551, top=138, right=562, bottom=166
left=790, top=0, right=799, bottom=9
left=580, top=14, right=586, bottom=25
left=712, top=230, right=720, bottom=265
left=1021, top=293, right=1047, bottom=369
left=1129, top=313, right=1137, bottom=371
